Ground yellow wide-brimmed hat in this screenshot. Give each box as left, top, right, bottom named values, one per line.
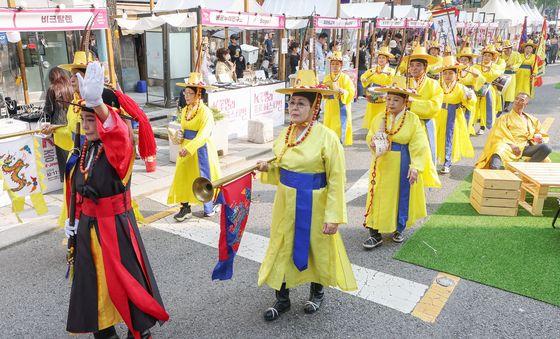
left=58, top=51, right=95, bottom=72
left=276, top=69, right=338, bottom=96
left=401, top=46, right=438, bottom=65
left=372, top=85, right=420, bottom=98
left=456, top=46, right=477, bottom=59
left=376, top=46, right=395, bottom=59
left=433, top=55, right=466, bottom=73
left=501, top=39, right=514, bottom=49
left=328, top=51, right=344, bottom=62
left=479, top=44, right=500, bottom=57
left=176, top=72, right=218, bottom=90
left=521, top=39, right=537, bottom=49
left=428, top=40, right=441, bottom=51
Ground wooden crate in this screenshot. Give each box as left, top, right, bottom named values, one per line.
left=470, top=188, right=518, bottom=208
left=470, top=195, right=518, bottom=216
left=471, top=180, right=520, bottom=199
left=473, top=169, right=522, bottom=191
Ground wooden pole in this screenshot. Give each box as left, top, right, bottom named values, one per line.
left=106, top=0, right=121, bottom=89
left=149, top=0, right=154, bottom=11
left=224, top=27, right=229, bottom=47
left=105, top=29, right=117, bottom=88
left=7, top=0, right=29, bottom=104
left=279, top=29, right=286, bottom=81
left=355, top=27, right=361, bottom=70
left=336, top=0, right=341, bottom=18
left=244, top=0, right=249, bottom=12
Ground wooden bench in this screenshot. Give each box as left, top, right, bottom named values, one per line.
left=505, top=162, right=560, bottom=216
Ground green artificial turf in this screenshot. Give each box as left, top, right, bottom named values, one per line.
left=394, top=154, right=560, bottom=306
left=554, top=82, right=560, bottom=89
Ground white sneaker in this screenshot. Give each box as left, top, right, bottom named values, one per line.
left=439, top=166, right=450, bottom=174
left=204, top=204, right=221, bottom=217
left=476, top=129, right=485, bottom=135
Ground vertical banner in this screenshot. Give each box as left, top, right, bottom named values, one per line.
left=212, top=173, right=253, bottom=281
left=431, top=8, right=459, bottom=50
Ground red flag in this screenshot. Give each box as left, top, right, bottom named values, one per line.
left=518, top=16, right=528, bottom=53
left=534, top=17, right=548, bottom=88
left=212, top=173, right=253, bottom=280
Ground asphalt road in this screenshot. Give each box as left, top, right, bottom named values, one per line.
left=1, top=66, right=560, bottom=338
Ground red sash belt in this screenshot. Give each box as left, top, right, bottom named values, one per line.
left=80, top=191, right=132, bottom=218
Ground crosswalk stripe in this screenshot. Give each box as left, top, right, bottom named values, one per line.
left=150, top=216, right=429, bottom=314
left=345, top=170, right=370, bottom=203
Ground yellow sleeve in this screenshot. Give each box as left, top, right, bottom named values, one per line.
left=512, top=53, right=523, bottom=71
left=460, top=84, right=477, bottom=113
left=410, top=79, right=443, bottom=120
left=339, top=74, right=355, bottom=105
left=473, top=71, right=486, bottom=91
left=408, top=114, right=430, bottom=172
left=259, top=161, right=280, bottom=185
left=323, top=130, right=348, bottom=224
left=361, top=69, right=374, bottom=88
left=183, top=106, right=215, bottom=155
left=532, top=116, right=549, bottom=141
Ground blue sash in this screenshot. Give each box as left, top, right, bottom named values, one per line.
left=279, top=168, right=327, bottom=272
left=504, top=70, right=515, bottom=75
left=325, top=95, right=349, bottom=144
left=391, top=142, right=411, bottom=232
left=442, top=103, right=458, bottom=167
left=184, top=129, right=213, bottom=212
left=484, top=89, right=493, bottom=129
left=422, top=119, right=436, bottom=166
left=519, top=64, right=532, bottom=71
left=65, top=133, right=86, bottom=179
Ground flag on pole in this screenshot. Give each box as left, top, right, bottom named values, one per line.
left=518, top=16, right=528, bottom=53
left=211, top=173, right=253, bottom=281
left=534, top=17, right=548, bottom=87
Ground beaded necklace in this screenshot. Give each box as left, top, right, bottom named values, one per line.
left=384, top=108, right=408, bottom=138
left=79, top=140, right=104, bottom=179
left=407, top=73, right=426, bottom=91
left=440, top=79, right=458, bottom=95
left=184, top=91, right=203, bottom=122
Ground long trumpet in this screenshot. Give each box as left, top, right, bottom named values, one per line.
left=193, top=157, right=277, bottom=203
left=0, top=124, right=65, bottom=140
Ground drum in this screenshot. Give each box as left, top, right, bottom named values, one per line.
left=475, top=82, right=491, bottom=97
left=491, top=75, right=512, bottom=93
left=366, top=87, right=387, bottom=104
left=427, top=72, right=440, bottom=81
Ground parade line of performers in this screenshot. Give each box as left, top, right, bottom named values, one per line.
left=38, top=37, right=554, bottom=338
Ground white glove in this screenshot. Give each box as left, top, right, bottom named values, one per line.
left=76, top=61, right=105, bottom=108
left=64, top=218, right=79, bottom=238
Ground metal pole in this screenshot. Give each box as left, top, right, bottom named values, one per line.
left=355, top=27, right=361, bottom=71
left=391, top=1, right=395, bottom=19
left=279, top=29, right=286, bottom=81
left=7, top=0, right=29, bottom=104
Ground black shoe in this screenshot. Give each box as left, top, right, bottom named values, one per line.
left=392, top=231, right=404, bottom=243
left=174, top=203, right=192, bottom=221
left=362, top=229, right=383, bottom=249
left=264, top=283, right=290, bottom=321
left=94, top=326, right=119, bottom=339
left=127, top=329, right=152, bottom=339
left=304, top=282, right=324, bottom=314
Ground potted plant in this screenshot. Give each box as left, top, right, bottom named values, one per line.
left=210, top=106, right=229, bottom=156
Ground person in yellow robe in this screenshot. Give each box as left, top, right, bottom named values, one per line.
left=362, top=85, right=439, bottom=249
left=472, top=45, right=503, bottom=135
left=168, top=73, right=221, bottom=220
left=360, top=46, right=395, bottom=128
left=322, top=51, right=356, bottom=145
left=516, top=39, right=539, bottom=98
left=492, top=45, right=507, bottom=116
left=501, top=40, right=523, bottom=113
left=396, top=45, right=443, bottom=185
left=476, top=92, right=552, bottom=169
left=256, top=70, right=357, bottom=321
left=457, top=45, right=485, bottom=135
left=434, top=56, right=477, bottom=174
left=427, top=40, right=443, bottom=80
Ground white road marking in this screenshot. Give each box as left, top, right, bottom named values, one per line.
left=345, top=170, right=370, bottom=204
left=151, top=216, right=428, bottom=314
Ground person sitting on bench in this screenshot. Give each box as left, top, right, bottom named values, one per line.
left=476, top=92, right=552, bottom=169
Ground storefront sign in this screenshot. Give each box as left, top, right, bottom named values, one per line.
left=250, top=82, right=285, bottom=126
left=314, top=16, right=361, bottom=29
left=406, top=20, right=431, bottom=29
left=0, top=8, right=108, bottom=32
left=208, top=87, right=251, bottom=139
left=375, top=18, right=406, bottom=28
left=200, top=9, right=285, bottom=29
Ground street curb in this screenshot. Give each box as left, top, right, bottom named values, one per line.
left=0, top=224, right=58, bottom=252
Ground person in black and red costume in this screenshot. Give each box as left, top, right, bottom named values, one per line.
left=64, top=61, right=168, bottom=339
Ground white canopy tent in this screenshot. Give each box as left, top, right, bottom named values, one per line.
left=521, top=3, right=538, bottom=25
left=153, top=0, right=245, bottom=13
left=340, top=2, right=388, bottom=19
left=253, top=0, right=337, bottom=17
left=529, top=5, right=544, bottom=24
left=478, top=0, right=517, bottom=26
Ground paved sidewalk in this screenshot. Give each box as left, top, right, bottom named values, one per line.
left=0, top=97, right=369, bottom=250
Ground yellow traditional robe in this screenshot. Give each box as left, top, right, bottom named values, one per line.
left=435, top=82, right=476, bottom=165
left=473, top=63, right=502, bottom=129
left=502, top=52, right=522, bottom=102
left=258, top=123, right=357, bottom=291
left=492, top=58, right=506, bottom=113
left=53, top=93, right=83, bottom=151
left=365, top=110, right=439, bottom=233
left=427, top=56, right=443, bottom=76
left=458, top=66, right=485, bottom=135
left=168, top=103, right=221, bottom=205
left=323, top=72, right=355, bottom=145
left=516, top=54, right=538, bottom=98
left=475, top=111, right=549, bottom=168
left=360, top=65, right=395, bottom=128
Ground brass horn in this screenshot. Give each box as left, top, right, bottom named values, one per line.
left=193, top=157, right=277, bottom=203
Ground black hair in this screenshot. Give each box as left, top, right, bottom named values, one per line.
left=318, top=32, right=328, bottom=40
left=410, top=59, right=428, bottom=67
left=291, top=92, right=318, bottom=105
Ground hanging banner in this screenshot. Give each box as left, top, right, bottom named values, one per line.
left=431, top=7, right=459, bottom=50
left=314, top=16, right=361, bottom=29
left=200, top=9, right=285, bottom=29
left=0, top=8, right=108, bottom=32
left=376, top=18, right=406, bottom=28
left=406, top=20, right=431, bottom=29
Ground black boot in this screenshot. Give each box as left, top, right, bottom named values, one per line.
left=94, top=326, right=119, bottom=339
left=126, top=329, right=152, bottom=339
left=304, top=282, right=324, bottom=314
left=263, top=283, right=290, bottom=321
